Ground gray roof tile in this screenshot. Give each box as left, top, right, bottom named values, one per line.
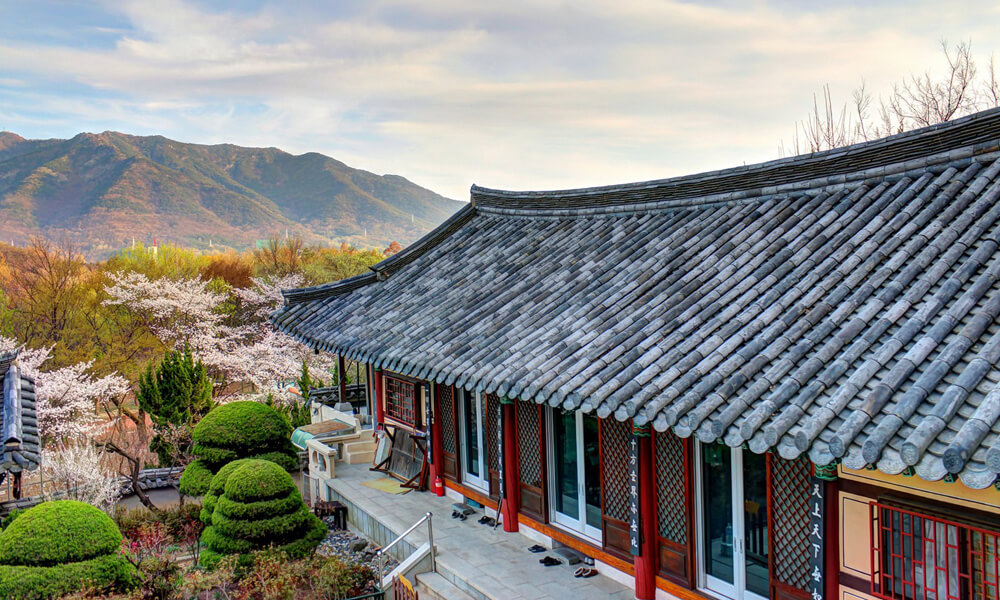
left=273, top=107, right=1000, bottom=489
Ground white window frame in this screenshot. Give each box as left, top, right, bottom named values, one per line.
left=458, top=389, right=489, bottom=493
left=694, top=442, right=768, bottom=600
left=546, top=407, right=602, bottom=543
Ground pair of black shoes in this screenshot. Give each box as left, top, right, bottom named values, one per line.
left=477, top=515, right=496, bottom=526
left=451, top=510, right=468, bottom=521
left=527, top=544, right=545, bottom=553
left=539, top=556, right=562, bottom=567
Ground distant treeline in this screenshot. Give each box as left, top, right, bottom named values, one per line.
left=0, top=236, right=397, bottom=380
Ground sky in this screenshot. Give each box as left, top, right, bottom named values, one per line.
left=0, top=1, right=998, bottom=200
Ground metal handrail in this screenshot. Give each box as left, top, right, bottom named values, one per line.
left=375, top=511, right=435, bottom=586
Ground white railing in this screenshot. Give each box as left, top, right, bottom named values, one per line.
left=375, top=511, right=435, bottom=586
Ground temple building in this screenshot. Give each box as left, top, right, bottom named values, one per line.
left=275, top=108, right=1000, bottom=600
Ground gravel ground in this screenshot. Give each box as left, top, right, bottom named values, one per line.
left=316, top=519, right=400, bottom=574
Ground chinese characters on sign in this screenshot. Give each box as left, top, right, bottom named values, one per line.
left=808, top=477, right=825, bottom=600
left=629, top=434, right=641, bottom=556
left=496, top=404, right=505, bottom=498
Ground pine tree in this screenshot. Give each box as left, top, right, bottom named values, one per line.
left=137, top=345, right=214, bottom=466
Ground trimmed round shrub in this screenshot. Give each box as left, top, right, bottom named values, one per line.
left=199, top=458, right=254, bottom=526
left=178, top=459, right=213, bottom=497
left=199, top=460, right=325, bottom=568
left=0, top=555, right=137, bottom=600
left=180, top=401, right=298, bottom=496
left=0, top=500, right=136, bottom=598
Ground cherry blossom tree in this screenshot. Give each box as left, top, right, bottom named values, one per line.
left=0, top=337, right=129, bottom=441
left=103, top=272, right=336, bottom=401
left=42, top=442, right=123, bottom=513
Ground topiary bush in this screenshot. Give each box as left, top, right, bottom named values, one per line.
left=0, top=500, right=137, bottom=599
left=180, top=401, right=298, bottom=496
left=199, top=458, right=254, bottom=526
left=199, top=460, right=325, bottom=569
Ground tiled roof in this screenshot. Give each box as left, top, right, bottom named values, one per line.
left=274, top=108, right=1000, bottom=489
left=0, top=351, right=40, bottom=474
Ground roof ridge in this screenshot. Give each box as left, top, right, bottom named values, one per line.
left=472, top=107, right=1000, bottom=212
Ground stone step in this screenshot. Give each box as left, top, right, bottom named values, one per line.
left=344, top=438, right=377, bottom=451
left=341, top=438, right=377, bottom=465
left=343, top=450, right=375, bottom=465
left=415, top=572, right=475, bottom=600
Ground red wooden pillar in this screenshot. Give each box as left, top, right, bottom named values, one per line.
left=634, top=424, right=657, bottom=600
left=501, top=399, right=520, bottom=532
left=429, top=384, right=445, bottom=496
left=373, top=368, right=384, bottom=428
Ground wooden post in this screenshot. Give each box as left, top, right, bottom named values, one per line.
left=429, top=384, right=445, bottom=497
left=373, top=368, right=384, bottom=427
left=816, top=463, right=840, bottom=600
left=633, top=423, right=657, bottom=600
left=337, top=354, right=348, bottom=406
left=501, top=399, right=520, bottom=532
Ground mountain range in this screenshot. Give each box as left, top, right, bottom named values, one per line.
left=0, top=131, right=464, bottom=259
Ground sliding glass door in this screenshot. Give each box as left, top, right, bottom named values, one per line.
left=548, top=408, right=601, bottom=541
left=458, top=390, right=488, bottom=492
left=696, top=443, right=769, bottom=600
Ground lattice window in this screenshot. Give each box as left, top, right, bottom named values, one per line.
left=438, top=385, right=456, bottom=455
left=655, top=432, right=688, bottom=544
left=601, top=418, right=631, bottom=522
left=485, top=393, right=501, bottom=473
left=517, top=403, right=542, bottom=487
left=871, top=502, right=1000, bottom=600
left=385, top=376, right=418, bottom=428
left=771, top=455, right=812, bottom=591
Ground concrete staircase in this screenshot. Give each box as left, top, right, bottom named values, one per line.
left=415, top=573, right=475, bottom=600
left=342, top=437, right=377, bottom=464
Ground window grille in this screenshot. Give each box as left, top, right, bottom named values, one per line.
left=770, top=455, right=812, bottom=591
left=600, top=418, right=631, bottom=522
left=655, top=432, right=688, bottom=544
left=485, top=393, right=501, bottom=473
left=871, top=502, right=1000, bottom=600
left=438, top=385, right=457, bottom=455
left=517, top=403, right=542, bottom=487
left=385, top=376, right=418, bottom=428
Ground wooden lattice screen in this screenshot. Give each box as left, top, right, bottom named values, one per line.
left=436, top=384, right=459, bottom=481
left=600, top=418, right=631, bottom=558
left=516, top=402, right=546, bottom=520
left=384, top=376, right=418, bottom=429
left=655, top=432, right=693, bottom=587
left=485, top=393, right=502, bottom=499
left=769, top=455, right=812, bottom=597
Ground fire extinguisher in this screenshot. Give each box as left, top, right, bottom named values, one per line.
left=433, top=475, right=445, bottom=497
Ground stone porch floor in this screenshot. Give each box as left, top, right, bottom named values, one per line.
left=326, top=462, right=635, bottom=600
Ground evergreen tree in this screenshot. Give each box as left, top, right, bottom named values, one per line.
left=137, top=346, right=214, bottom=466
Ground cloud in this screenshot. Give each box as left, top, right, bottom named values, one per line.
left=0, top=0, right=997, bottom=199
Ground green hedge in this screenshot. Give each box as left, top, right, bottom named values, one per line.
left=192, top=402, right=293, bottom=461
left=200, top=458, right=254, bottom=526
left=182, top=401, right=299, bottom=497
left=249, top=450, right=298, bottom=472
left=178, top=458, right=213, bottom=497
left=190, top=443, right=240, bottom=466
left=211, top=505, right=312, bottom=542
left=199, top=517, right=326, bottom=567
left=0, top=501, right=122, bottom=567
left=0, top=554, right=137, bottom=600
left=0, top=501, right=137, bottom=598
left=214, top=489, right=302, bottom=521
left=200, top=460, right=325, bottom=567
left=200, top=525, right=255, bottom=555
left=222, top=460, right=297, bottom=503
